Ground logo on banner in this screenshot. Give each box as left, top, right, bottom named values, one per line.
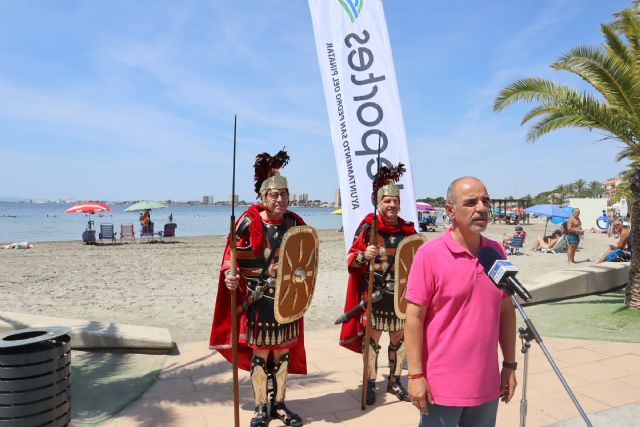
left=339, top=0, right=363, bottom=22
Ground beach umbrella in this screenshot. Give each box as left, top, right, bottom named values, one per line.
left=550, top=206, right=575, bottom=225
left=416, top=202, right=435, bottom=211
left=65, top=202, right=112, bottom=214
left=65, top=202, right=112, bottom=231
left=525, top=204, right=572, bottom=235
left=124, top=201, right=167, bottom=212
left=524, top=204, right=571, bottom=218
left=331, top=208, right=343, bottom=215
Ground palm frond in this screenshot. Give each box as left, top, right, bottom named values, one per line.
left=602, top=24, right=632, bottom=66
left=552, top=46, right=640, bottom=123
left=615, top=146, right=637, bottom=161
left=615, top=9, right=640, bottom=56
left=525, top=112, right=594, bottom=142
left=493, top=78, right=580, bottom=112
left=520, top=105, right=557, bottom=125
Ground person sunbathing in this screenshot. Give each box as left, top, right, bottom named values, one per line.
left=530, top=229, right=562, bottom=251
left=598, top=219, right=631, bottom=263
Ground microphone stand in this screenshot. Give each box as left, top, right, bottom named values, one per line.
left=507, top=291, right=593, bottom=427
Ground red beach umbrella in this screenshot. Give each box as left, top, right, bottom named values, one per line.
left=416, top=202, right=435, bottom=211
left=65, top=202, right=112, bottom=231
left=65, top=202, right=112, bottom=213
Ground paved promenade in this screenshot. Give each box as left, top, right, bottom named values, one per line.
left=106, top=327, right=640, bottom=426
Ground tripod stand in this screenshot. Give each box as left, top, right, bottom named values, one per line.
left=509, top=292, right=593, bottom=427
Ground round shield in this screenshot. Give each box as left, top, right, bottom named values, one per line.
left=273, top=225, right=319, bottom=324
left=394, top=233, right=427, bottom=320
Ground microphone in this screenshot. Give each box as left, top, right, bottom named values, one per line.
left=477, top=247, right=533, bottom=302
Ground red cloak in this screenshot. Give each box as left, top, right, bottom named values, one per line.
left=339, top=213, right=416, bottom=353
left=209, top=204, right=308, bottom=374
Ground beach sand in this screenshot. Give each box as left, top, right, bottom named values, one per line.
left=0, top=219, right=617, bottom=345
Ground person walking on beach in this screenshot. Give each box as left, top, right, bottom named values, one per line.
left=567, top=208, right=584, bottom=264
left=210, top=150, right=309, bottom=427
left=404, top=176, right=517, bottom=426
left=339, top=163, right=417, bottom=405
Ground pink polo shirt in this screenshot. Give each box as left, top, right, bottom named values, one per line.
left=405, top=229, right=507, bottom=406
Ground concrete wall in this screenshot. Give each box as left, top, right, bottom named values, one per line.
left=569, top=198, right=608, bottom=231
left=523, top=262, right=628, bottom=304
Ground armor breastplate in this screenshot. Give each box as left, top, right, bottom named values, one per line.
left=235, top=216, right=289, bottom=281
left=374, top=231, right=405, bottom=275
left=263, top=221, right=287, bottom=266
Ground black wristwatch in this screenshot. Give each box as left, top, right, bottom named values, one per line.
left=502, top=361, right=518, bottom=370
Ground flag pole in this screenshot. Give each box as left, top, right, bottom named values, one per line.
left=229, top=115, right=240, bottom=427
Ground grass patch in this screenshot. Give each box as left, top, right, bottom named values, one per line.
left=518, top=290, right=640, bottom=343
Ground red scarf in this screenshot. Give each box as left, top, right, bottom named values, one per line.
left=361, top=212, right=415, bottom=235
left=243, top=204, right=305, bottom=253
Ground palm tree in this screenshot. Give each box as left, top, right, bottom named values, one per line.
left=588, top=180, right=604, bottom=198
left=574, top=179, right=587, bottom=197
left=554, top=184, right=567, bottom=204
left=494, top=5, right=640, bottom=309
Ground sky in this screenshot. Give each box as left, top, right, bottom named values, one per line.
left=0, top=0, right=633, bottom=202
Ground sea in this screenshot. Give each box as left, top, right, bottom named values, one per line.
left=0, top=202, right=342, bottom=243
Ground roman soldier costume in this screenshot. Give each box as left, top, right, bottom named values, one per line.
left=210, top=150, right=313, bottom=427
left=339, top=163, right=417, bottom=405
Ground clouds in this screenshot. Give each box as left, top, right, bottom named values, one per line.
left=0, top=0, right=632, bottom=201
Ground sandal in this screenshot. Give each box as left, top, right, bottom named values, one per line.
left=387, top=378, right=409, bottom=402
left=249, top=404, right=269, bottom=427
left=271, top=401, right=303, bottom=426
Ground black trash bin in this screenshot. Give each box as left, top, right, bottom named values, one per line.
left=0, top=327, right=71, bottom=427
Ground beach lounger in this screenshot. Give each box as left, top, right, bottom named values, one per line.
left=120, top=224, right=135, bottom=241
left=140, top=223, right=157, bottom=243
left=99, top=223, right=117, bottom=244
left=508, top=234, right=525, bottom=255
left=541, top=235, right=568, bottom=254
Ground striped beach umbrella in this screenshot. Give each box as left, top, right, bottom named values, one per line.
left=65, top=202, right=112, bottom=232
left=65, top=202, right=112, bottom=214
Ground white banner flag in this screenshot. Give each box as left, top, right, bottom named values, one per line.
left=308, top=0, right=418, bottom=252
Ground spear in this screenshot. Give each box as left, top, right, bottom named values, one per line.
left=229, top=115, right=240, bottom=427
left=361, top=132, right=382, bottom=410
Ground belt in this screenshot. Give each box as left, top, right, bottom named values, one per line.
left=246, top=278, right=277, bottom=303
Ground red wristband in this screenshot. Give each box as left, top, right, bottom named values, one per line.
left=408, top=372, right=424, bottom=380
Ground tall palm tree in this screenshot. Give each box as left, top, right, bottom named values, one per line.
left=588, top=180, right=604, bottom=198
left=494, top=6, right=640, bottom=309
left=554, top=184, right=567, bottom=204
left=574, top=179, right=587, bottom=197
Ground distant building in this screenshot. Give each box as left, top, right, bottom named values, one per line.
left=299, top=193, right=309, bottom=205
left=202, top=195, right=215, bottom=205
left=334, top=187, right=341, bottom=207
left=229, top=194, right=239, bottom=204
left=602, top=177, right=622, bottom=203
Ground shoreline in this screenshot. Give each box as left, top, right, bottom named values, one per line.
left=0, top=222, right=620, bottom=345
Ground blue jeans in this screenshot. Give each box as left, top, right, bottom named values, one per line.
left=419, top=399, right=499, bottom=427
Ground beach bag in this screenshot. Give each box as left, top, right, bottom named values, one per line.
left=614, top=250, right=632, bottom=262
left=82, top=230, right=96, bottom=244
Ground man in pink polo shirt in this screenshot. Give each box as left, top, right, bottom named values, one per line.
left=405, top=176, right=517, bottom=426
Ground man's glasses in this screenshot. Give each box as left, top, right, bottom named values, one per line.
left=267, top=191, right=289, bottom=200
